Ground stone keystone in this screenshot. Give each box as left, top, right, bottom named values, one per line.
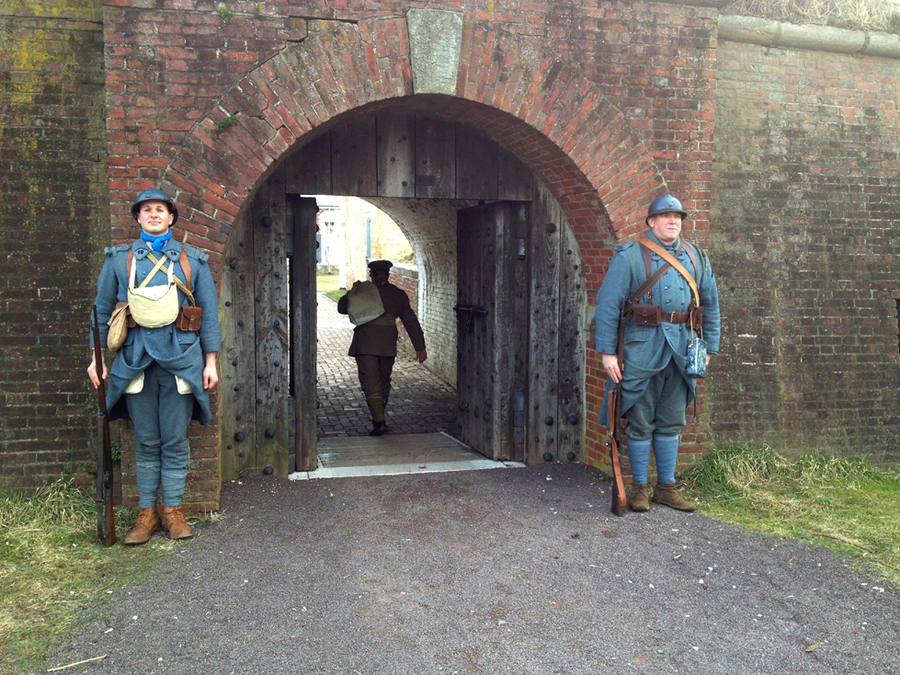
left=407, top=9, right=464, bottom=96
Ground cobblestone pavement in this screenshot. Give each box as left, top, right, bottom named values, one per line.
left=316, top=293, right=457, bottom=438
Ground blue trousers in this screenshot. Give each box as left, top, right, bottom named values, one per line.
left=625, top=358, right=690, bottom=484
left=625, top=358, right=689, bottom=441
left=125, top=361, right=194, bottom=508
left=625, top=435, right=680, bottom=485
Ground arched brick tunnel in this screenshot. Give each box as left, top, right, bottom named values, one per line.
left=313, top=197, right=474, bottom=442
left=363, top=197, right=476, bottom=384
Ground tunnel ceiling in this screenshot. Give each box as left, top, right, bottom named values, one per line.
left=362, top=198, right=477, bottom=258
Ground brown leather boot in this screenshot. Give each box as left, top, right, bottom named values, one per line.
left=123, top=507, right=161, bottom=545
left=159, top=505, right=193, bottom=540
left=628, top=484, right=651, bottom=512
left=651, top=483, right=697, bottom=511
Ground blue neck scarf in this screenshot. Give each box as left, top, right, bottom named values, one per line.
left=141, top=230, right=172, bottom=252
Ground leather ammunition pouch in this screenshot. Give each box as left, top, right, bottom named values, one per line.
left=175, top=306, right=203, bottom=332
left=630, top=303, right=662, bottom=327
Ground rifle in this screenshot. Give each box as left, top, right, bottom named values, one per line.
left=607, top=310, right=628, bottom=516
left=91, top=305, right=116, bottom=546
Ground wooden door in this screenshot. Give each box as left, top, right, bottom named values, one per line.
left=455, top=202, right=522, bottom=460
left=525, top=184, right=586, bottom=464
left=220, top=167, right=291, bottom=479
left=288, top=196, right=319, bottom=471
left=221, top=186, right=318, bottom=479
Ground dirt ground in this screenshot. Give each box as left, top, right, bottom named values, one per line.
left=43, top=463, right=899, bottom=675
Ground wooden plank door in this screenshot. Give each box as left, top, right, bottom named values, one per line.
left=526, top=184, right=585, bottom=464
left=220, top=167, right=290, bottom=478
left=455, top=202, right=521, bottom=460
left=289, top=196, right=319, bottom=471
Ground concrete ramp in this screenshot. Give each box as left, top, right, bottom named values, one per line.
left=289, top=431, right=523, bottom=480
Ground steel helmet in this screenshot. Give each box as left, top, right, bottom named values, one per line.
left=646, top=193, right=687, bottom=224
left=131, top=188, right=178, bottom=225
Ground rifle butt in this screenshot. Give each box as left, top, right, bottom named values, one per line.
left=92, top=307, right=116, bottom=546
left=606, top=390, right=628, bottom=516
left=95, top=412, right=116, bottom=546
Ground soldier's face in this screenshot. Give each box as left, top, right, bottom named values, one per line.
left=647, top=211, right=683, bottom=245
left=370, top=269, right=389, bottom=285
left=136, top=200, right=174, bottom=237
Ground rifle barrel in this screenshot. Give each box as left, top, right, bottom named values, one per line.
left=92, top=306, right=116, bottom=546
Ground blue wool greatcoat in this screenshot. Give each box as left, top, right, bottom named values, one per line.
left=595, top=231, right=720, bottom=427
left=93, top=238, right=222, bottom=425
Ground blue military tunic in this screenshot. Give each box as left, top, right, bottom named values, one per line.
left=595, top=231, right=720, bottom=425
left=93, top=238, right=222, bottom=425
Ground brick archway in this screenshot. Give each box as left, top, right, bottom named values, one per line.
left=111, top=13, right=684, bottom=502
left=132, top=14, right=667, bottom=288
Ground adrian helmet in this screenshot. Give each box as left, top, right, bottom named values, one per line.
left=646, top=193, right=687, bottom=224
left=131, top=188, right=178, bottom=225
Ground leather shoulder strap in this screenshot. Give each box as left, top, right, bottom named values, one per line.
left=179, top=247, right=191, bottom=293
left=626, top=249, right=670, bottom=310
left=639, top=237, right=699, bottom=307
left=683, top=242, right=699, bottom=281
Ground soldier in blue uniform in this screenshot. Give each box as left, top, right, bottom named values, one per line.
left=595, top=194, right=720, bottom=512
left=88, top=189, right=221, bottom=544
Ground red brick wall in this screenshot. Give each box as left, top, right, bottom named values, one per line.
left=0, top=0, right=108, bottom=494
left=99, top=4, right=716, bottom=495
left=0, top=1, right=722, bottom=504
left=709, top=40, right=900, bottom=463
left=5, top=0, right=897, bottom=506
left=388, top=266, right=420, bottom=356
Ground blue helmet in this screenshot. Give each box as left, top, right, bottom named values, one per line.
left=646, top=193, right=687, bottom=224
left=131, top=188, right=178, bottom=225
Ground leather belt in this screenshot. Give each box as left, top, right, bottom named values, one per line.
left=663, top=312, right=690, bottom=324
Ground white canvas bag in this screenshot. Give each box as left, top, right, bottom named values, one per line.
left=127, top=253, right=180, bottom=328
left=346, top=281, right=385, bottom=326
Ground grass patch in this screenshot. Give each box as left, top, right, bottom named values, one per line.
left=0, top=480, right=185, bottom=674
left=684, top=445, right=900, bottom=585
left=723, top=0, right=900, bottom=33
left=725, top=0, right=900, bottom=33
left=317, top=268, right=346, bottom=304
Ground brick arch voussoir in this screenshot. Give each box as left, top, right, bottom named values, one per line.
left=159, top=16, right=413, bottom=273
left=159, top=15, right=665, bottom=275
left=455, top=24, right=666, bottom=240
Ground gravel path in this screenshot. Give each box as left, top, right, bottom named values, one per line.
left=44, top=463, right=899, bottom=674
